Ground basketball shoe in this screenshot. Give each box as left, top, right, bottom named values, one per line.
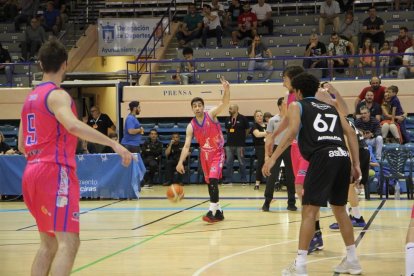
left=350, top=215, right=366, bottom=227
left=214, top=210, right=224, bottom=221
left=334, top=257, right=362, bottom=275
left=308, top=230, right=324, bottom=254
left=202, top=210, right=224, bottom=223
left=282, top=261, right=308, bottom=276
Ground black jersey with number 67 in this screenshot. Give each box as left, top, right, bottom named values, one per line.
left=298, top=98, right=347, bottom=161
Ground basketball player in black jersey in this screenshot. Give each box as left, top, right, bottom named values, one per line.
left=262, top=72, right=362, bottom=276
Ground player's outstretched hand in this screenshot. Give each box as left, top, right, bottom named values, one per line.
left=220, top=76, right=229, bottom=89
left=262, top=158, right=275, bottom=177
left=113, top=143, right=133, bottom=167
left=176, top=163, right=185, bottom=174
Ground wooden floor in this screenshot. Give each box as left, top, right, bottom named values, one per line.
left=0, top=184, right=412, bottom=276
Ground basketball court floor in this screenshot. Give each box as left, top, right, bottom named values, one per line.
left=0, top=184, right=411, bottom=275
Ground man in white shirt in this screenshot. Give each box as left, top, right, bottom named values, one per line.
left=200, top=4, right=223, bottom=48
left=398, top=35, right=414, bottom=79
left=319, top=0, right=340, bottom=35
left=251, top=0, right=273, bottom=35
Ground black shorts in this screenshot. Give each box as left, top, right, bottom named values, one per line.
left=359, top=147, right=370, bottom=186
left=302, top=147, right=351, bottom=207
left=237, top=29, right=254, bottom=40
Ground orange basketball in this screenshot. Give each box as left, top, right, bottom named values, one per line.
left=166, top=184, right=184, bottom=202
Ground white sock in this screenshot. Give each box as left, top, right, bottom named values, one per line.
left=346, top=205, right=350, bottom=216
left=351, top=207, right=361, bottom=219
left=346, top=244, right=357, bottom=262
left=209, top=202, right=218, bottom=214
left=406, top=242, right=414, bottom=276
left=295, top=250, right=308, bottom=266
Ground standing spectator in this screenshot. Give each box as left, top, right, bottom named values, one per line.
left=379, top=40, right=392, bottom=77
left=319, top=0, right=340, bottom=35
left=246, top=35, right=273, bottom=81
left=21, top=17, right=46, bottom=61
left=358, top=38, right=377, bottom=77
left=251, top=110, right=267, bottom=190
left=327, top=32, right=355, bottom=77
left=231, top=3, right=257, bottom=46
left=0, top=42, right=13, bottom=86
left=355, top=106, right=383, bottom=160
left=175, top=4, right=203, bottom=48
left=163, top=133, right=186, bottom=186
left=87, top=106, right=116, bottom=136
left=173, top=47, right=195, bottom=85
left=223, top=104, right=250, bottom=184
left=397, top=35, right=414, bottom=79
left=338, top=11, right=359, bottom=53
left=251, top=0, right=273, bottom=35
left=303, top=33, right=328, bottom=78
left=354, top=76, right=386, bottom=108
left=225, top=0, right=243, bottom=29
left=355, top=90, right=381, bottom=121
left=200, top=4, right=223, bottom=48
left=41, top=1, right=60, bottom=35
left=360, top=6, right=385, bottom=48
left=390, top=27, right=412, bottom=72
left=0, top=131, right=16, bottom=154
left=14, top=0, right=37, bottom=32
left=141, top=129, right=163, bottom=186
left=262, top=97, right=296, bottom=212
left=121, top=101, right=144, bottom=153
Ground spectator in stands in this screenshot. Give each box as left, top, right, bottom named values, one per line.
left=200, top=4, right=223, bottom=48
left=173, top=47, right=195, bottom=85
left=41, top=1, right=60, bottom=35
left=231, top=3, right=257, bottom=46
left=3, top=0, right=18, bottom=22
left=0, top=42, right=13, bottom=86
left=225, top=0, right=243, bottom=29
left=223, top=104, right=250, bottom=184
left=102, top=133, right=118, bottom=153
left=246, top=35, right=273, bottom=81
left=211, top=0, right=225, bottom=26
left=355, top=90, right=381, bottom=121
left=251, top=110, right=267, bottom=190
left=390, top=27, right=412, bottom=72
left=394, top=0, right=413, bottom=10
left=87, top=106, right=116, bottom=153
left=319, top=0, right=340, bottom=36
left=14, top=0, right=37, bottom=32
left=336, top=0, right=353, bottom=12
left=379, top=40, right=392, bottom=77
left=355, top=106, right=383, bottom=160
left=176, top=3, right=203, bottom=47
left=360, top=6, right=385, bottom=49
left=354, top=76, right=386, bottom=108
left=251, top=0, right=273, bottom=35
left=397, top=34, right=414, bottom=79
left=21, top=16, right=46, bottom=61
left=121, top=101, right=144, bottom=153
left=338, top=11, right=359, bottom=53
left=358, top=37, right=377, bottom=77
left=142, top=129, right=163, bottom=186
left=381, top=89, right=402, bottom=143
left=303, top=33, right=328, bottom=78
left=59, top=3, right=68, bottom=29
left=0, top=131, right=16, bottom=154
left=163, top=132, right=186, bottom=186
left=327, top=32, right=355, bottom=77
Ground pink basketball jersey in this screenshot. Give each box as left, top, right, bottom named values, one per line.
left=287, top=91, right=296, bottom=107
left=21, top=82, right=78, bottom=168
left=191, top=112, right=224, bottom=152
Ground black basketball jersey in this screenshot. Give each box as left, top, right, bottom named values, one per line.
left=298, top=98, right=347, bottom=161
left=346, top=118, right=368, bottom=149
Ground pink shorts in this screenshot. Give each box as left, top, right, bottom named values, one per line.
left=411, top=204, right=414, bottom=218
left=200, top=149, right=225, bottom=183
left=23, top=162, right=80, bottom=236
left=291, top=140, right=309, bottom=185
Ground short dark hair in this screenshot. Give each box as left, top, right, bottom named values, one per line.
left=182, top=47, right=193, bottom=56
left=368, top=6, right=376, bottom=11
left=400, top=26, right=408, bottom=32
left=331, top=32, right=338, bottom=37
left=203, top=4, right=211, bottom=9
left=191, top=97, right=204, bottom=106
left=129, top=101, right=140, bottom=110
left=150, top=128, right=158, bottom=134
left=282, top=66, right=305, bottom=80
left=291, top=72, right=320, bottom=98
left=277, top=97, right=284, bottom=107
left=38, top=38, right=68, bottom=73
left=388, top=85, right=399, bottom=94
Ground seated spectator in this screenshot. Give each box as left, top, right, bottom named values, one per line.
left=200, top=4, right=223, bottom=48
left=303, top=33, right=328, bottom=78
left=327, top=32, right=355, bottom=77
left=338, top=11, right=359, bottom=53
left=397, top=34, right=414, bottom=79
left=358, top=38, right=377, bottom=77
left=394, top=0, right=413, bottom=11
left=21, top=16, right=46, bottom=61
left=360, top=6, right=385, bottom=49
left=385, top=85, right=410, bottom=143
left=211, top=0, right=225, bottom=26
left=163, top=132, right=187, bottom=186
left=381, top=89, right=402, bottom=143
left=142, top=129, right=163, bottom=186
left=173, top=47, right=195, bottom=85
left=3, top=0, right=18, bottom=22
left=14, top=0, right=37, bottom=32
left=102, top=133, right=118, bottom=153
left=246, top=35, right=273, bottom=81
left=231, top=3, right=257, bottom=46
left=355, top=106, right=383, bottom=160
left=175, top=4, right=203, bottom=48
left=355, top=90, right=381, bottom=121
left=251, top=0, right=273, bottom=35
left=0, top=131, right=16, bottom=154
left=337, top=0, right=353, bottom=13
left=319, top=0, right=340, bottom=35
left=354, top=76, right=386, bottom=108
left=225, top=0, right=243, bottom=29
left=379, top=40, right=392, bottom=77
left=41, top=1, right=60, bottom=35
left=390, top=27, right=412, bottom=72
left=0, top=42, right=13, bottom=86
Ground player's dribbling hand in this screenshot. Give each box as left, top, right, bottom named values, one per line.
left=113, top=143, right=133, bottom=167
left=262, top=158, right=275, bottom=177
left=176, top=163, right=185, bottom=174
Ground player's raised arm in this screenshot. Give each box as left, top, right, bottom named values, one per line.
left=209, top=76, right=230, bottom=120
left=176, top=123, right=193, bottom=174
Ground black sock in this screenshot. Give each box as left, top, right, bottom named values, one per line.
left=207, top=178, right=219, bottom=203
left=315, top=220, right=320, bottom=232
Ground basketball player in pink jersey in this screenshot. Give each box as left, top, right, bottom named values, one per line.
left=176, top=76, right=230, bottom=223
left=18, top=39, right=132, bottom=276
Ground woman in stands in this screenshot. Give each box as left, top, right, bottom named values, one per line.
left=358, top=38, right=377, bottom=77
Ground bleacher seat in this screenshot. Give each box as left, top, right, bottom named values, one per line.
left=4, top=137, right=17, bottom=147
left=0, top=125, right=18, bottom=136
left=141, top=123, right=156, bottom=130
